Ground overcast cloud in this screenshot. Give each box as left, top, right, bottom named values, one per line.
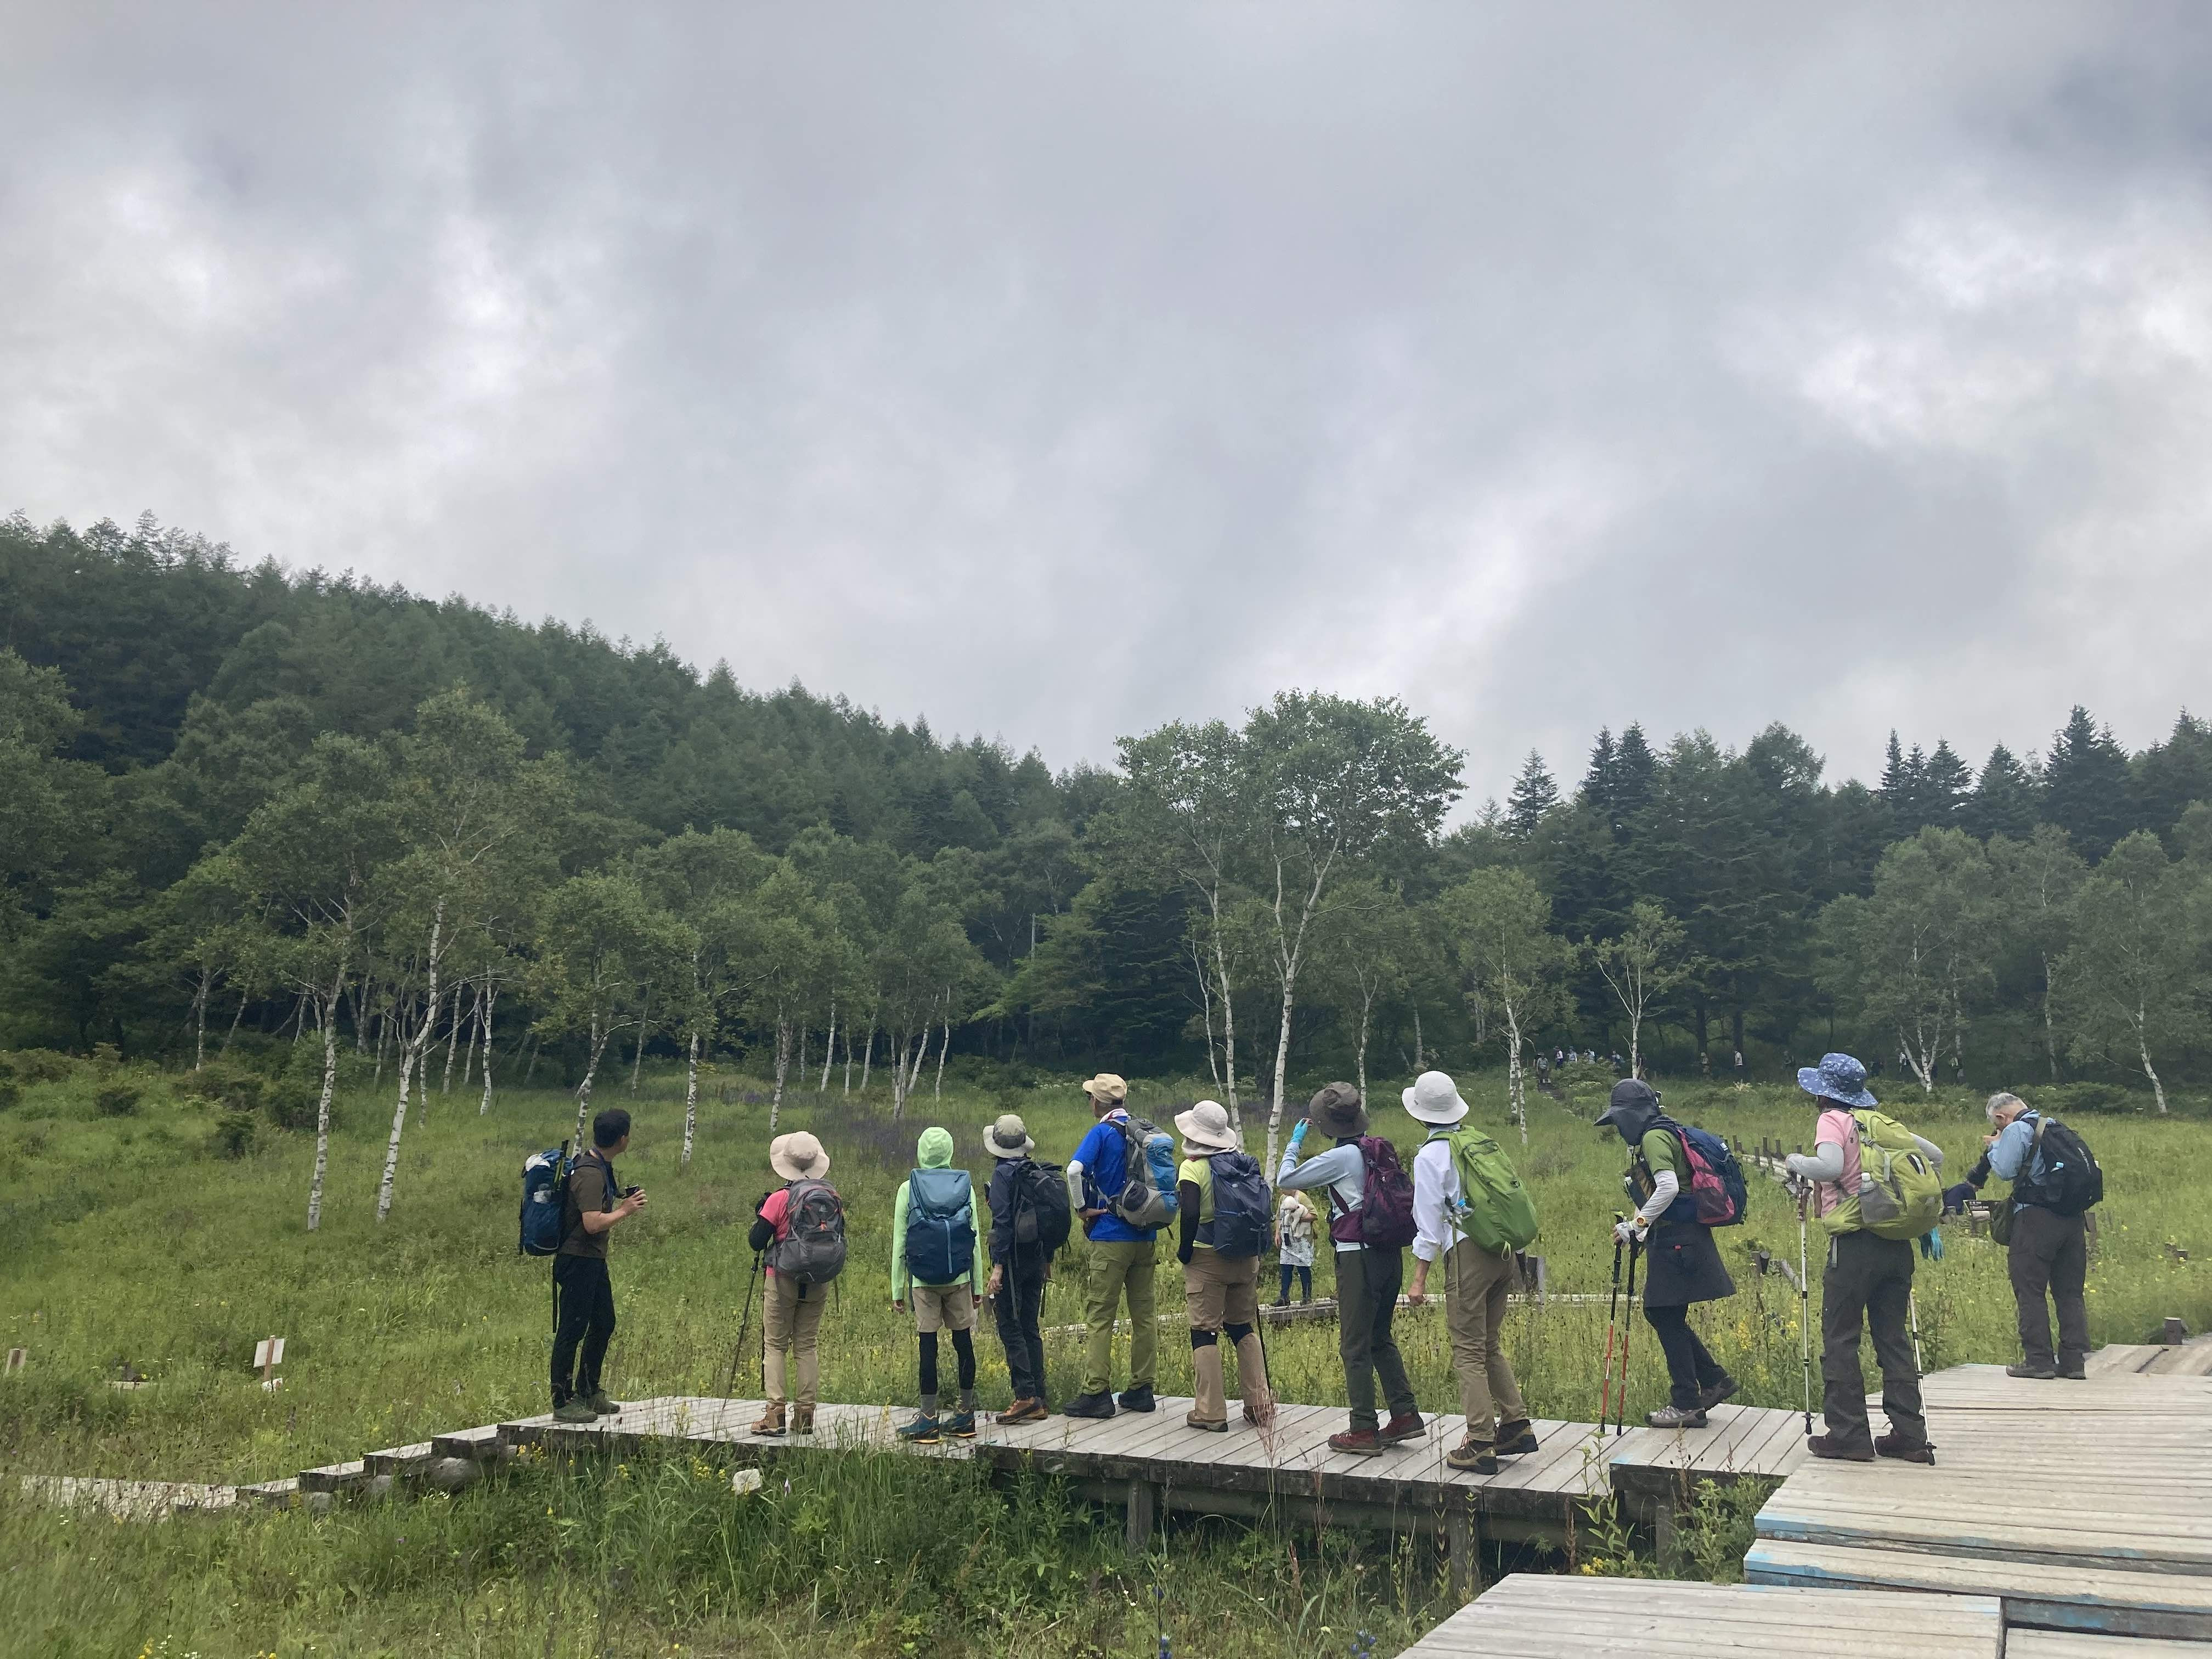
left=5, top=4, right=2211, bottom=804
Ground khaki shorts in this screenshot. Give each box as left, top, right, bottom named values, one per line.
left=910, top=1283, right=976, bottom=1333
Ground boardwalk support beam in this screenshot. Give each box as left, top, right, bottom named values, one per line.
left=1124, top=1477, right=1156, bottom=1550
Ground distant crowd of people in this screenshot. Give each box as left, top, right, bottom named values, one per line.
left=540, top=1047, right=2103, bottom=1471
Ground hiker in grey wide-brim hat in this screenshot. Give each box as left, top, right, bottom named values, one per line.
left=1402, top=1070, right=1471, bottom=1126
left=1306, top=1081, right=1369, bottom=1141
left=1175, top=1099, right=1239, bottom=1156
left=983, top=1114, right=1035, bottom=1160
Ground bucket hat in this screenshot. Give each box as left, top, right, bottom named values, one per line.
left=1175, top=1099, right=1239, bottom=1155
left=1306, top=1081, right=1368, bottom=1141
left=983, top=1113, right=1035, bottom=1160
left=1401, top=1070, right=1471, bottom=1126
left=1796, top=1052, right=1877, bottom=1109
left=1079, top=1073, right=1128, bottom=1105
left=769, top=1130, right=830, bottom=1182
left=1595, top=1079, right=1662, bottom=1143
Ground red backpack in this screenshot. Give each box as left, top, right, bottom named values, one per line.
left=1326, top=1136, right=1419, bottom=1249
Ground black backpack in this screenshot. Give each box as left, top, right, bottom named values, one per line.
left=2023, top=1117, right=2103, bottom=1217
left=1008, top=1158, right=1072, bottom=1256
left=1204, top=1150, right=1272, bottom=1259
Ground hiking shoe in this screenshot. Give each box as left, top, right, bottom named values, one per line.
left=897, top=1415, right=942, bottom=1445
left=1445, top=1439, right=1499, bottom=1475
left=750, top=1402, right=786, bottom=1437
left=1697, top=1374, right=1740, bottom=1411
left=2057, top=1363, right=2087, bottom=1380
left=1187, top=1411, right=1229, bottom=1432
left=941, top=1412, right=978, bottom=1440
left=1063, top=1391, right=1116, bottom=1420
left=586, top=1392, right=622, bottom=1415
left=1646, top=1403, right=1706, bottom=1430
left=1116, top=1385, right=1156, bottom=1413
left=998, top=1398, right=1048, bottom=1425
left=553, top=1399, right=599, bottom=1424
left=1494, top=1420, right=1541, bottom=1457
left=1378, top=1411, right=1425, bottom=1445
left=1875, top=1431, right=1936, bottom=1465
left=790, top=1406, right=815, bottom=1435
left=1328, top=1427, right=1386, bottom=1457
left=2007, top=1361, right=2059, bottom=1380
left=1807, top=1434, right=1877, bottom=1462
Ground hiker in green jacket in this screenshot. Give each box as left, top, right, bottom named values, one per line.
left=891, top=1127, right=984, bottom=1445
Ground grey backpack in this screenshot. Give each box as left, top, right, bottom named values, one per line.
left=766, top=1178, right=848, bottom=1284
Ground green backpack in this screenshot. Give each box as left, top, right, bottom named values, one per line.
left=1826, top=1109, right=1943, bottom=1241
left=1436, top=1127, right=1540, bottom=1253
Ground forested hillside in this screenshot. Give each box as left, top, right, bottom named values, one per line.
left=7, top=512, right=2211, bottom=1165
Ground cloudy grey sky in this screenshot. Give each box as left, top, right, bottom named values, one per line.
left=6, top=4, right=2211, bottom=804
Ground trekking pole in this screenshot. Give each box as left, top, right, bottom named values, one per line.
left=721, top=1252, right=761, bottom=1400
left=1908, top=1288, right=1924, bottom=1375
left=1797, top=1185, right=1813, bottom=1436
left=1619, top=1232, right=1640, bottom=1436
left=1599, top=1217, right=1627, bottom=1437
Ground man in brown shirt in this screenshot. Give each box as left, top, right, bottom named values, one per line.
left=553, top=1108, right=647, bottom=1421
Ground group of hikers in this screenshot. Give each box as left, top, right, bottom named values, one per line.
left=539, top=1051, right=2103, bottom=1472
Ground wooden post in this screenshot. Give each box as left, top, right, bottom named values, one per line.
left=1447, top=1498, right=1482, bottom=1601
left=3, top=1348, right=23, bottom=1376
left=1123, top=1478, right=1155, bottom=1550
left=1652, top=1489, right=1679, bottom=1566
left=2165, top=1317, right=2187, bottom=1346
left=255, top=1336, right=286, bottom=1391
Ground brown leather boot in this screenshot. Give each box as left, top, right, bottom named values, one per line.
left=791, top=1403, right=816, bottom=1435
left=751, top=1400, right=786, bottom=1437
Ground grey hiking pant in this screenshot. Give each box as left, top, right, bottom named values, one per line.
left=1337, top=1246, right=1415, bottom=1431
left=1820, top=1229, right=1924, bottom=1448
left=2009, top=1205, right=2090, bottom=1373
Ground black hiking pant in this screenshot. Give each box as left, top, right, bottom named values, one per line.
left=1644, top=1304, right=1727, bottom=1410
left=994, top=1259, right=1049, bottom=1404
left=1820, top=1229, right=1923, bottom=1447
left=1337, top=1246, right=1415, bottom=1431
left=552, top=1254, right=616, bottom=1405
left=2009, top=1205, right=2090, bottom=1373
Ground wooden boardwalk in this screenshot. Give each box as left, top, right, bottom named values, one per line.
left=1746, top=1360, right=2212, bottom=1640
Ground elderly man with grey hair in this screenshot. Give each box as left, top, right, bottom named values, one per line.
left=1945, top=1091, right=2095, bottom=1380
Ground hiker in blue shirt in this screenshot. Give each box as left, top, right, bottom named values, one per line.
left=1062, top=1074, right=1158, bottom=1419
left=1947, top=1091, right=2092, bottom=1380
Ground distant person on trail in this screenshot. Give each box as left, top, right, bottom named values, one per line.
left=893, top=1127, right=984, bottom=1445
left=1785, top=1054, right=1942, bottom=1463
left=983, top=1113, right=1058, bottom=1424
left=1279, top=1082, right=1423, bottom=1457
left=747, top=1131, right=839, bottom=1438
left=1946, top=1091, right=2098, bottom=1381
left=1063, top=1074, right=1159, bottom=1420
left=1173, top=1099, right=1274, bottom=1432
left=1274, top=1189, right=1317, bottom=1305
left=1403, top=1070, right=1537, bottom=1475
left=552, top=1107, right=647, bottom=1423
left=1596, top=1080, right=1737, bottom=1430
left=1733, top=1049, right=1745, bottom=1081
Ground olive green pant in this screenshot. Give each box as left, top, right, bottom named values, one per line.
left=1081, top=1237, right=1158, bottom=1395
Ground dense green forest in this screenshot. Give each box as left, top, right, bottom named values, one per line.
left=7, top=512, right=2212, bottom=1194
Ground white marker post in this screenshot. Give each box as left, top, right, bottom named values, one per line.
left=254, top=1336, right=286, bottom=1391
left=3, top=1348, right=24, bottom=1376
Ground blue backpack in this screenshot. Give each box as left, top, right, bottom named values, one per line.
left=905, top=1167, right=975, bottom=1286
left=1670, top=1119, right=1750, bottom=1228
left=1204, top=1151, right=1272, bottom=1259
left=519, top=1142, right=573, bottom=1255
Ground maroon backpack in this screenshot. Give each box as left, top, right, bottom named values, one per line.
left=1326, top=1136, right=1419, bottom=1249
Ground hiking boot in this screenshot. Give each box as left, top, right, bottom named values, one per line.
left=2007, top=1361, right=2059, bottom=1380
left=1328, top=1427, right=1386, bottom=1457
left=751, top=1401, right=787, bottom=1437
left=1697, top=1375, right=1740, bottom=1411
left=1874, top=1431, right=1936, bottom=1465
left=1445, top=1439, right=1498, bottom=1475
left=2057, top=1362, right=2087, bottom=1380
left=1063, top=1391, right=1116, bottom=1420
left=1646, top=1403, right=1706, bottom=1430
left=586, top=1392, right=622, bottom=1415
left=1187, top=1411, right=1229, bottom=1432
left=1807, top=1434, right=1877, bottom=1462
left=998, top=1398, right=1048, bottom=1425
left=897, top=1415, right=942, bottom=1445
left=789, top=1405, right=815, bottom=1435
left=553, top=1398, right=600, bottom=1424
left=1378, top=1410, right=1425, bottom=1445
left=941, top=1411, right=978, bottom=1440
left=1494, top=1419, right=1541, bottom=1457
left=1116, top=1385, right=1156, bottom=1413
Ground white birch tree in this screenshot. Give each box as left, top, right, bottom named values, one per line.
left=1590, top=900, right=1687, bottom=1081
left=1440, top=865, right=1568, bottom=1143
left=2057, top=831, right=2204, bottom=1113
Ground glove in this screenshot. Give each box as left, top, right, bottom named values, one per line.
left=1920, top=1229, right=1944, bottom=1261
left=1289, top=1119, right=1310, bottom=1147
left=1613, top=1218, right=1641, bottom=1246
left=1942, top=1182, right=1975, bottom=1215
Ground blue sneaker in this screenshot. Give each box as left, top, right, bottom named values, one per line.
left=940, top=1411, right=977, bottom=1439
left=896, top=1415, right=941, bottom=1445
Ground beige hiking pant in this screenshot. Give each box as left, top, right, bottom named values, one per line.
left=1444, top=1238, right=1526, bottom=1442
left=763, top=1273, right=826, bottom=1408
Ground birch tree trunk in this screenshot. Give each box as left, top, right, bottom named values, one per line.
left=377, top=898, right=446, bottom=1222
left=2136, top=1008, right=2169, bottom=1114
left=682, top=1028, right=701, bottom=1167
left=1263, top=972, right=1297, bottom=1175
left=770, top=1017, right=791, bottom=1130
left=1192, top=937, right=1222, bottom=1094
left=1210, top=897, right=1239, bottom=1124
left=2041, top=954, right=2059, bottom=1082
left=573, top=1007, right=607, bottom=1147
left=477, top=981, right=499, bottom=1114
left=307, top=949, right=349, bottom=1233
left=842, top=1022, right=854, bottom=1094
left=934, top=1003, right=951, bottom=1098
left=1354, top=987, right=1373, bottom=1104
left=222, top=989, right=249, bottom=1057
left=1503, top=997, right=1527, bottom=1144
left=192, top=967, right=212, bottom=1072
left=819, top=1000, right=836, bottom=1093
left=442, top=985, right=466, bottom=1095
left=629, top=995, right=649, bottom=1094
left=860, top=1023, right=876, bottom=1094
left=1412, top=1003, right=1424, bottom=1074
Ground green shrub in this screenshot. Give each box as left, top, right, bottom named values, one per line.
left=2038, top=1081, right=2141, bottom=1114
left=0, top=1080, right=18, bottom=1113
left=177, top=1061, right=266, bottom=1116
left=211, top=1109, right=258, bottom=1159
left=93, top=1082, right=142, bottom=1118
left=0, top=1048, right=75, bottom=1084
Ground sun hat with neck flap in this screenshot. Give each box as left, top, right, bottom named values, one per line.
left=769, top=1130, right=830, bottom=1182
left=983, top=1113, right=1035, bottom=1160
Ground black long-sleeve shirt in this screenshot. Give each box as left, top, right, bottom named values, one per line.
left=987, top=1159, right=1052, bottom=1268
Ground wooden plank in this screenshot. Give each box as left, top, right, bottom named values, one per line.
left=2008, top=1633, right=2212, bottom=1657
left=1745, top=1539, right=2212, bottom=1641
